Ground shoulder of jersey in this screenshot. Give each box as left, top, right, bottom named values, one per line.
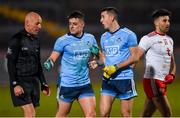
left=12, top=31, right=23, bottom=39
left=101, top=31, right=109, bottom=38
left=57, top=34, right=69, bottom=41
left=165, top=34, right=172, bottom=39
left=121, top=27, right=135, bottom=35
left=10, top=31, right=24, bottom=44
left=84, top=33, right=95, bottom=38
left=101, top=32, right=108, bottom=37
left=146, top=31, right=158, bottom=37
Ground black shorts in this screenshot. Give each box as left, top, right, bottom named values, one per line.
left=10, top=76, right=40, bottom=107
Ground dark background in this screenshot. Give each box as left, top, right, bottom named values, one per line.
left=0, top=0, right=179, bottom=85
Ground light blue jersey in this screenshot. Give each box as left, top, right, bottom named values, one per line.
left=101, top=27, right=137, bottom=80
left=54, top=33, right=97, bottom=87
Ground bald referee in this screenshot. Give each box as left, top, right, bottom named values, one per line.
left=6, top=12, right=50, bottom=117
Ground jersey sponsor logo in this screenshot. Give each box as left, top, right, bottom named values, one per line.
left=74, top=49, right=89, bottom=60
left=157, top=41, right=163, bottom=44
left=105, top=45, right=119, bottom=56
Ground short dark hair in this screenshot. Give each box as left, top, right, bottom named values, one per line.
left=67, top=10, right=84, bottom=20
left=152, top=9, right=171, bottom=20
left=101, top=7, right=119, bottom=20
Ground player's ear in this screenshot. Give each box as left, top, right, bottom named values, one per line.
left=110, top=14, right=115, bottom=22
left=25, top=20, right=30, bottom=31
left=154, top=18, right=159, bottom=27
left=81, top=20, right=85, bottom=28
left=112, top=16, right=116, bottom=22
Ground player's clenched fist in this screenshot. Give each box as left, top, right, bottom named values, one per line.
left=89, top=60, right=98, bottom=69
left=165, top=74, right=175, bottom=84
left=90, top=45, right=99, bottom=56
left=103, top=65, right=118, bottom=76
left=103, top=71, right=111, bottom=80
left=43, top=58, right=54, bottom=71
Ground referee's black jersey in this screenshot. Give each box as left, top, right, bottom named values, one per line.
left=6, top=29, right=46, bottom=86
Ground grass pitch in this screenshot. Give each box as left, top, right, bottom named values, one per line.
left=0, top=79, right=180, bottom=117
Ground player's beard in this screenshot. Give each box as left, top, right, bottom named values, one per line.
left=160, top=26, right=169, bottom=34
left=165, top=26, right=170, bottom=32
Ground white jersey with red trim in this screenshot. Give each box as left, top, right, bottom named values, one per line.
left=138, top=31, right=174, bottom=81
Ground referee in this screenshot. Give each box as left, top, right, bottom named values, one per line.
left=6, top=12, right=50, bottom=117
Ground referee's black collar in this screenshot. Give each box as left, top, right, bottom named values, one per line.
left=22, top=29, right=38, bottom=39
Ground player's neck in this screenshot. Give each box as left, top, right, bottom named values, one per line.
left=68, top=31, right=84, bottom=39
left=155, top=30, right=166, bottom=36
left=76, top=32, right=83, bottom=37
left=109, top=22, right=120, bottom=33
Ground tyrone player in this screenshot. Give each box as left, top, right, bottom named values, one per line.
left=137, top=9, right=176, bottom=117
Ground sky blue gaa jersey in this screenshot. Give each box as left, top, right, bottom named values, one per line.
left=54, top=33, right=97, bottom=87
left=101, top=27, right=137, bottom=80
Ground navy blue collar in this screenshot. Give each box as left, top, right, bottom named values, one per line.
left=68, top=32, right=84, bottom=39
left=109, top=27, right=122, bottom=35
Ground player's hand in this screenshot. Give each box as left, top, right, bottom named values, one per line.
left=14, top=85, right=24, bottom=96
left=41, top=83, right=50, bottom=96
left=165, top=74, right=175, bottom=84
left=89, top=60, right=98, bottom=69
left=103, top=71, right=111, bottom=80
left=103, top=65, right=118, bottom=76
left=43, top=58, right=54, bottom=71
left=90, top=45, right=99, bottom=56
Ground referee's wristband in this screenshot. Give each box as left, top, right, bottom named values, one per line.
left=12, top=81, right=18, bottom=87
